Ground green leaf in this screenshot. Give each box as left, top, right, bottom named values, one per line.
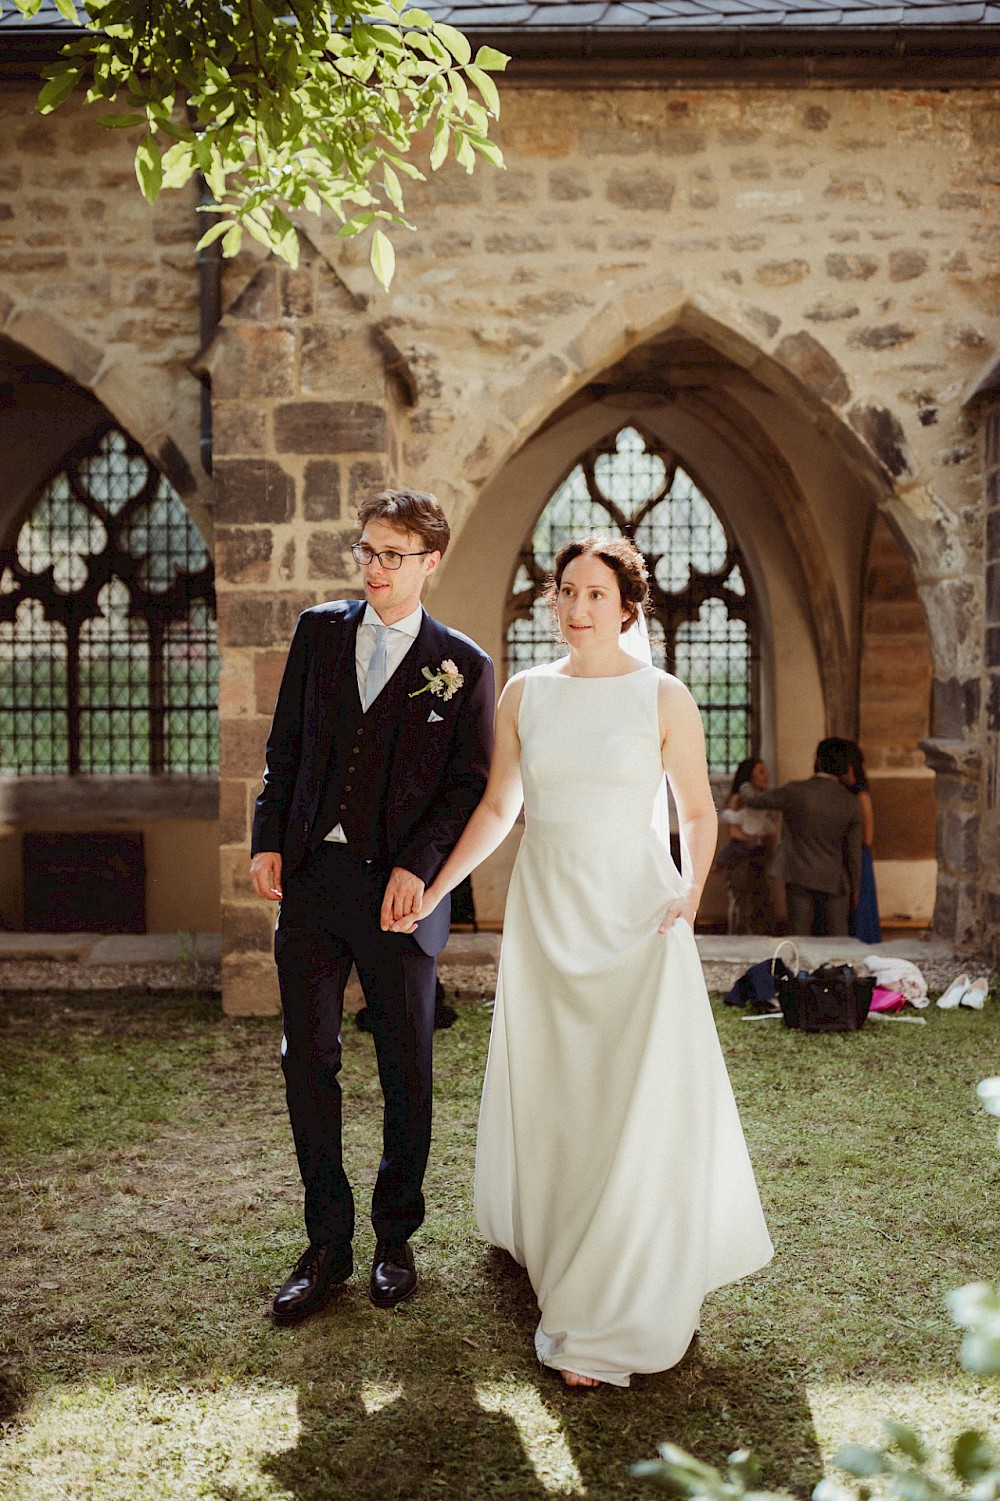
left=952, top=1432, right=995, bottom=1483
left=455, top=131, right=475, bottom=172
left=884, top=1424, right=928, bottom=1465
left=52, top=0, right=80, bottom=21
left=401, top=7, right=433, bottom=24
left=835, top=1446, right=891, bottom=1479
left=96, top=112, right=148, bottom=129
left=471, top=135, right=504, bottom=168
left=338, top=211, right=376, bottom=238
left=429, top=119, right=450, bottom=171
left=433, top=21, right=471, bottom=64
left=448, top=68, right=468, bottom=113
left=474, top=44, right=510, bottom=71
left=221, top=223, right=243, bottom=257
left=370, top=227, right=395, bottom=290
left=465, top=63, right=500, bottom=115
left=382, top=162, right=404, bottom=211
left=13, top=0, right=44, bottom=15
left=161, top=141, right=195, bottom=190
left=134, top=134, right=163, bottom=203
left=195, top=219, right=232, bottom=251
left=37, top=66, right=82, bottom=114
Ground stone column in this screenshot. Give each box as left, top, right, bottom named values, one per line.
left=210, top=247, right=394, bottom=1014
left=979, top=402, right=1000, bottom=956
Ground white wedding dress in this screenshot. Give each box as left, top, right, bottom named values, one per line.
left=474, top=662, right=773, bottom=1386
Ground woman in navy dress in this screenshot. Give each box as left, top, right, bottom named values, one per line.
left=843, top=741, right=881, bottom=944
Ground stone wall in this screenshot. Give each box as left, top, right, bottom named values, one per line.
left=3, top=75, right=1000, bottom=1000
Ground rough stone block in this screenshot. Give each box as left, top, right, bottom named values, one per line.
left=219, top=845, right=252, bottom=901
left=212, top=326, right=296, bottom=401
left=307, top=529, right=355, bottom=582
left=220, top=716, right=270, bottom=781
left=254, top=652, right=287, bottom=716
left=988, top=561, right=1000, bottom=624
left=275, top=401, right=387, bottom=455
left=848, top=404, right=911, bottom=478
left=605, top=171, right=675, bottom=212
left=987, top=626, right=1000, bottom=667
left=218, top=591, right=315, bottom=650
left=848, top=323, right=917, bottom=350
left=303, top=459, right=342, bottom=522
left=213, top=402, right=269, bottom=458
left=215, top=527, right=273, bottom=585
left=826, top=252, right=879, bottom=280
left=932, top=675, right=982, bottom=737
left=214, top=459, right=294, bottom=525
left=221, top=899, right=277, bottom=956
left=6, top=308, right=102, bottom=385
left=348, top=458, right=389, bottom=512
left=219, top=777, right=251, bottom=846
left=889, top=249, right=928, bottom=282
left=549, top=170, right=591, bottom=202
left=774, top=331, right=850, bottom=405
left=987, top=469, right=1000, bottom=509
left=932, top=872, right=958, bottom=937
left=226, top=267, right=278, bottom=323
left=823, top=172, right=886, bottom=204
left=496, top=171, right=536, bottom=203
left=279, top=266, right=314, bottom=319
left=754, top=259, right=810, bottom=287
left=989, top=673, right=1000, bottom=732
left=580, top=127, right=651, bottom=156
left=944, top=809, right=981, bottom=874
left=221, top=948, right=280, bottom=1016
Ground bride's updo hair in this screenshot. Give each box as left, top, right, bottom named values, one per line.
left=548, top=535, right=650, bottom=632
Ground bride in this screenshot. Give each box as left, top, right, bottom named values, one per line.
left=389, top=535, right=772, bottom=1388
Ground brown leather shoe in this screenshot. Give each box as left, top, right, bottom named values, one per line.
left=369, top=1239, right=417, bottom=1308
left=272, top=1242, right=353, bottom=1325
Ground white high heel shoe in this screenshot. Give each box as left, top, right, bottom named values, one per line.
left=960, top=976, right=990, bottom=1009
left=936, top=974, right=970, bottom=1009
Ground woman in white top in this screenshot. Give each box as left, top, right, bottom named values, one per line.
left=719, top=758, right=780, bottom=934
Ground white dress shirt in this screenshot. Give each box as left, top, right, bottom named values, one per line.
left=325, top=603, right=423, bottom=844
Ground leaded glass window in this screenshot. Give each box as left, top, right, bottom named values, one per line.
left=0, top=426, right=219, bottom=775
left=506, top=426, right=757, bottom=771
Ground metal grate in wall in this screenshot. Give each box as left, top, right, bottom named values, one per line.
left=505, top=426, right=757, bottom=771
left=0, top=426, right=219, bottom=775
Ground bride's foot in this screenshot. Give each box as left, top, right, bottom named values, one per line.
left=561, top=1369, right=601, bottom=1388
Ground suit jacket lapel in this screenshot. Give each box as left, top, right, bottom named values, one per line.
left=389, top=612, right=446, bottom=787
left=313, top=602, right=364, bottom=772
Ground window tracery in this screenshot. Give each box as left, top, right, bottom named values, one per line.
left=505, top=426, right=757, bottom=771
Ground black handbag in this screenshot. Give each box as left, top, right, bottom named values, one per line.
left=771, top=941, right=876, bottom=1033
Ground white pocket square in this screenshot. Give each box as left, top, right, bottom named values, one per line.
left=427, top=710, right=444, bottom=723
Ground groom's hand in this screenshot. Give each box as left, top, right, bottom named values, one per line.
left=380, top=867, right=425, bottom=931
left=250, top=851, right=283, bottom=901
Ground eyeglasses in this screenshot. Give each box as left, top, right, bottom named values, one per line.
left=351, top=542, right=432, bottom=571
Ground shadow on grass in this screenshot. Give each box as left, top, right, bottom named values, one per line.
left=220, top=1250, right=822, bottom=1501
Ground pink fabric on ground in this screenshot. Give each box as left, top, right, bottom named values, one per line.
left=870, top=986, right=907, bottom=1014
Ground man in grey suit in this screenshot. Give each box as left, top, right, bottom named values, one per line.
left=739, top=738, right=862, bottom=937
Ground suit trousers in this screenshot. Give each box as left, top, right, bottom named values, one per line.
left=274, top=842, right=437, bottom=1248
left=786, top=882, right=850, bottom=938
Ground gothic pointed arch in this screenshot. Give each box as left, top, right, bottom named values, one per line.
left=0, top=424, right=219, bottom=776
left=505, top=425, right=758, bottom=771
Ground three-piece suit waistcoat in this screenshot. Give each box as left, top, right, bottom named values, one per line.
left=310, top=640, right=415, bottom=861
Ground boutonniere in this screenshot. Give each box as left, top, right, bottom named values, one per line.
left=409, top=658, right=464, bottom=702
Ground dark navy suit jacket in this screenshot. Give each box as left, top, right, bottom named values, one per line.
left=251, top=600, right=495, bottom=956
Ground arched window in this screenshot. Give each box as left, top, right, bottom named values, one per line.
left=505, top=426, right=757, bottom=771
left=0, top=426, right=219, bottom=775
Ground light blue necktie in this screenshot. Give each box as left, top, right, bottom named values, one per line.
left=363, top=622, right=391, bottom=711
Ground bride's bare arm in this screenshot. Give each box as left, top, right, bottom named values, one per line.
left=658, top=674, right=719, bottom=932
left=384, top=675, right=526, bottom=933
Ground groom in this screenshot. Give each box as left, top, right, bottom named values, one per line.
left=250, top=488, right=494, bottom=1323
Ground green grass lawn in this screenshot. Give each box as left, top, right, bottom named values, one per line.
left=1, top=990, right=998, bottom=1501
